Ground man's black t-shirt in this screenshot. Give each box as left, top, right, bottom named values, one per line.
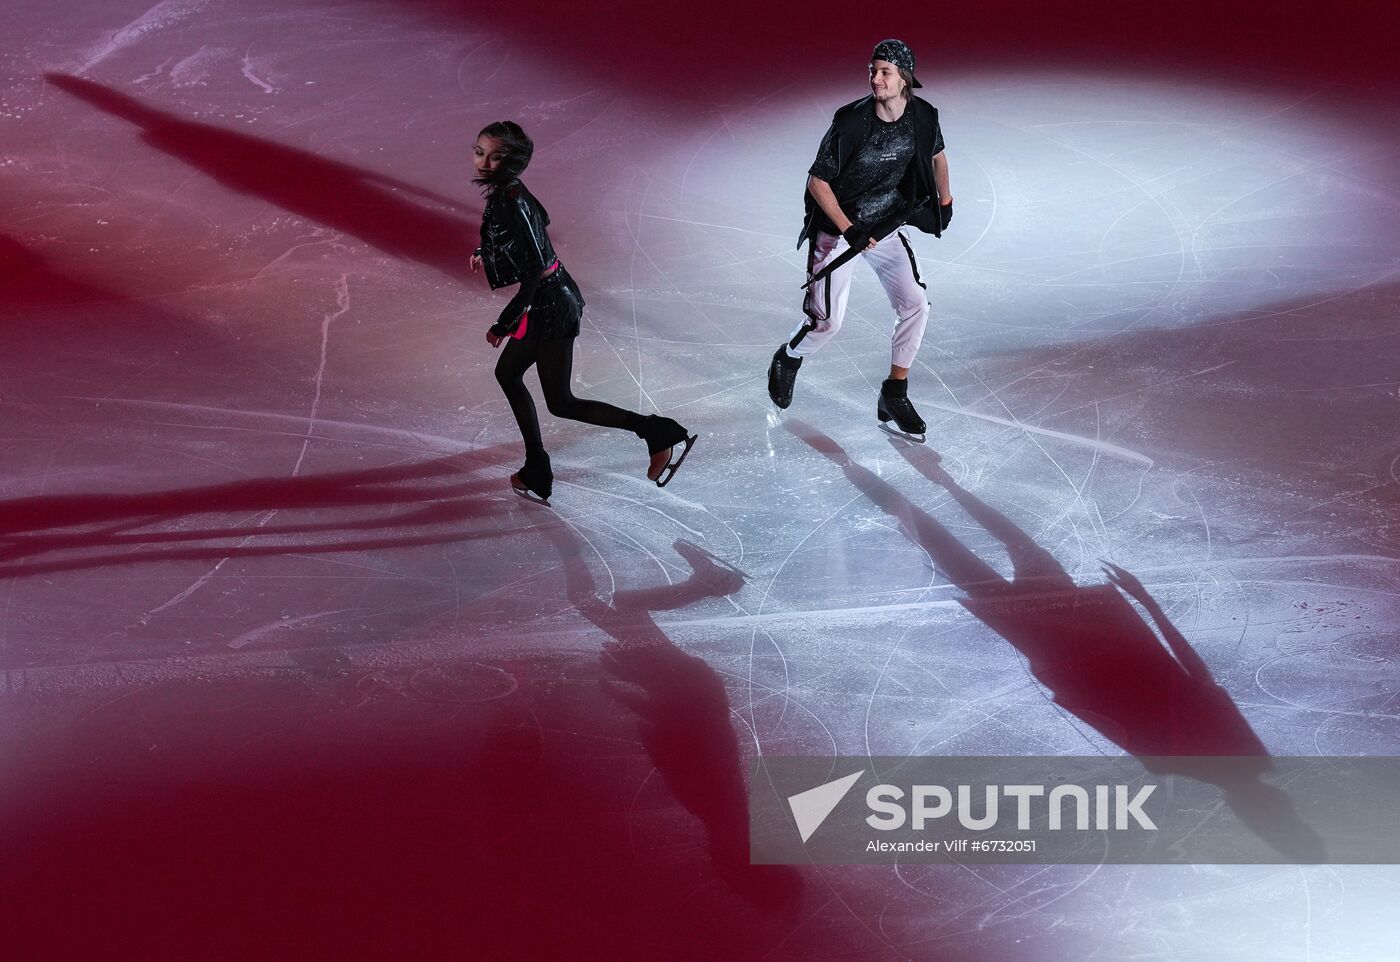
left=808, top=102, right=943, bottom=228
left=797, top=94, right=947, bottom=246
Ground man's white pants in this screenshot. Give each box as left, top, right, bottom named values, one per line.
left=785, top=229, right=930, bottom=369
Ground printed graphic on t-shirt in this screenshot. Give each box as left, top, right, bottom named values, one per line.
left=809, top=107, right=917, bottom=226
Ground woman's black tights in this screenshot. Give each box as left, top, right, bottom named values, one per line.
left=494, top=336, right=642, bottom=456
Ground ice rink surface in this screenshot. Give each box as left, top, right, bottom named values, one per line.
left=3, top=1, right=1399, bottom=958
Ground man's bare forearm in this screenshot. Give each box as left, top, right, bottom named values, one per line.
left=807, top=175, right=853, bottom=233
left=932, top=151, right=951, bottom=203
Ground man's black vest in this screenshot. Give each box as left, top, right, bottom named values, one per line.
left=798, top=94, right=944, bottom=247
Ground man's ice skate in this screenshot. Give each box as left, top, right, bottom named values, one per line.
left=877, top=377, right=927, bottom=443
left=767, top=345, right=802, bottom=409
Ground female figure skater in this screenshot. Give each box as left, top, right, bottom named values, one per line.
left=471, top=121, right=696, bottom=502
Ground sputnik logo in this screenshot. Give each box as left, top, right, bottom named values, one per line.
left=787, top=770, right=864, bottom=842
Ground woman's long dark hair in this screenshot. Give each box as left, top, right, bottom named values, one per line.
left=473, top=120, right=533, bottom=192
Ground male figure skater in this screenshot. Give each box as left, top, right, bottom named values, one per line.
left=767, top=39, right=952, bottom=441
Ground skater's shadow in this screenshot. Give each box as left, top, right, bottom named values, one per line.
left=788, top=420, right=1323, bottom=861
left=7, top=605, right=809, bottom=959
left=0, top=445, right=526, bottom=578
left=541, top=521, right=804, bottom=913
left=45, top=74, right=482, bottom=281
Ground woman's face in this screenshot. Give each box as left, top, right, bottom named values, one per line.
left=474, top=135, right=506, bottom=178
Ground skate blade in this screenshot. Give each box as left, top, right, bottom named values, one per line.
left=677, top=542, right=750, bottom=582
left=878, top=422, right=926, bottom=444
left=510, top=478, right=552, bottom=505
left=652, top=434, right=698, bottom=488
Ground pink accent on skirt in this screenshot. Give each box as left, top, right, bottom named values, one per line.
left=512, top=260, right=562, bottom=340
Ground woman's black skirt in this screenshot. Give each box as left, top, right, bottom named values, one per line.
left=522, top=266, right=585, bottom=341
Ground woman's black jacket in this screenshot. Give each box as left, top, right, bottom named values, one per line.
left=477, top=180, right=557, bottom=334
